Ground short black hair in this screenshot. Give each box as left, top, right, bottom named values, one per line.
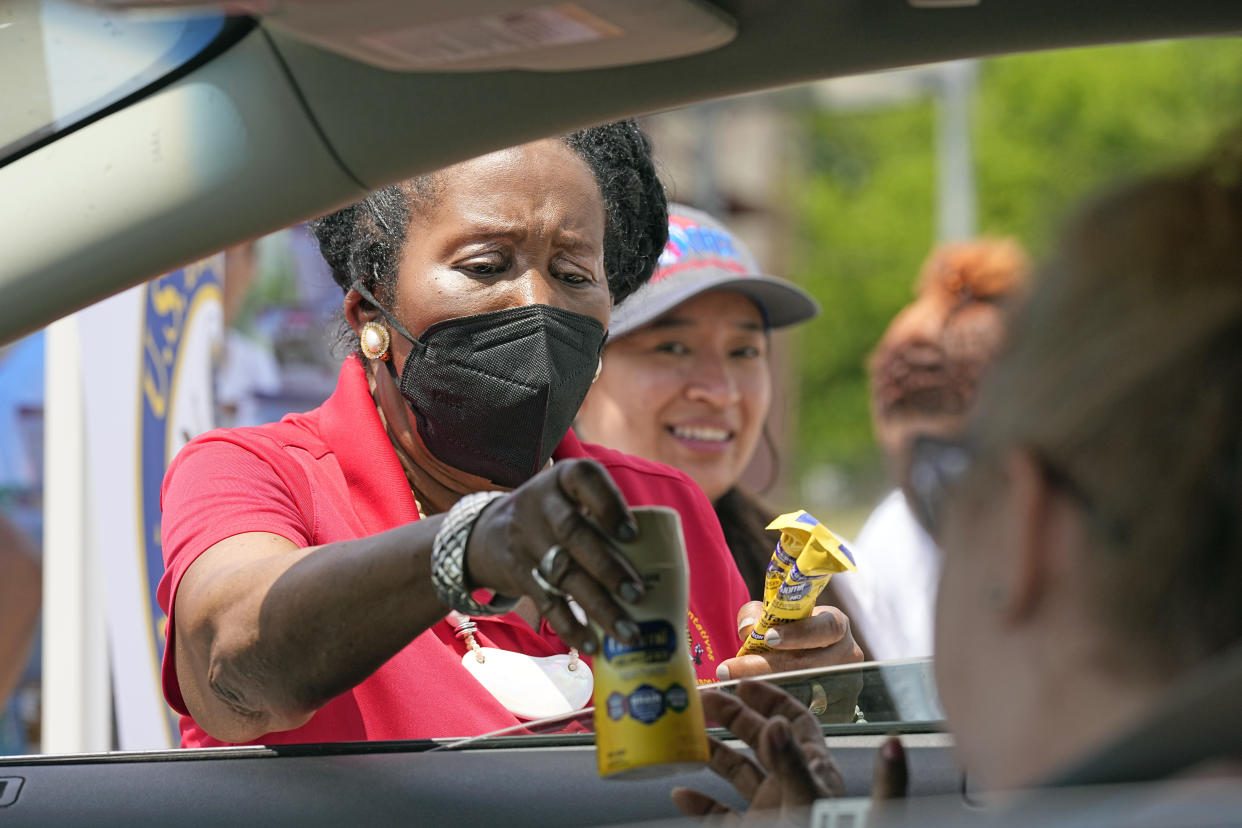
left=310, top=120, right=667, bottom=316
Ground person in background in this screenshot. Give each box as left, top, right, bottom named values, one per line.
left=218, top=243, right=283, bottom=429
left=680, top=131, right=1242, bottom=821
left=0, top=512, right=40, bottom=711
left=0, top=333, right=44, bottom=754
left=576, top=204, right=867, bottom=665
left=835, top=238, right=1030, bottom=660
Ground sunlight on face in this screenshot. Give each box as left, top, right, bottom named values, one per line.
left=389, top=139, right=610, bottom=343
left=577, top=291, right=771, bottom=501
left=932, top=480, right=1011, bottom=787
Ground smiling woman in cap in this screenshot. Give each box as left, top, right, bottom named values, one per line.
left=576, top=204, right=830, bottom=606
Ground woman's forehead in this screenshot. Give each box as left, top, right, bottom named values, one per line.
left=440, top=140, right=592, bottom=193
left=414, top=141, right=604, bottom=238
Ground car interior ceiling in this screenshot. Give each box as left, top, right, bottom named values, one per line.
left=0, top=0, right=1241, bottom=346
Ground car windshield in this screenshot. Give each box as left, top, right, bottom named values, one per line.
left=432, top=659, right=942, bottom=750
left=0, top=0, right=224, bottom=164
left=3, top=14, right=1241, bottom=768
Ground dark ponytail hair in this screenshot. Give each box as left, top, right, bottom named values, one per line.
left=714, top=486, right=780, bottom=599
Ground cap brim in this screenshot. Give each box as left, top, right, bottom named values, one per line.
left=609, top=269, right=821, bottom=339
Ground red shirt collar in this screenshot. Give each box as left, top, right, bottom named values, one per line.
left=318, top=356, right=421, bottom=534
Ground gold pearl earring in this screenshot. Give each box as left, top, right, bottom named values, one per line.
left=360, top=321, right=391, bottom=361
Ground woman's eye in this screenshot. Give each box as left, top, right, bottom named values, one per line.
left=655, top=342, right=690, bottom=356
left=553, top=268, right=589, bottom=285
left=460, top=257, right=507, bottom=276
left=733, top=345, right=764, bottom=359
left=551, top=257, right=594, bottom=285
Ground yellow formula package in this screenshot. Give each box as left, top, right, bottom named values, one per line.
left=738, top=511, right=857, bottom=657
left=593, top=507, right=710, bottom=779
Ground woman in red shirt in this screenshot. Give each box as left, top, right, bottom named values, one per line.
left=158, top=121, right=860, bottom=747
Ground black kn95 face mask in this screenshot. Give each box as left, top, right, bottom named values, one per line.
left=353, top=282, right=606, bottom=488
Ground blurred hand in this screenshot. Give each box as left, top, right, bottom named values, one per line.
left=672, top=682, right=909, bottom=826
left=464, top=458, right=644, bottom=652
left=873, top=735, right=910, bottom=803
left=672, top=681, right=843, bottom=826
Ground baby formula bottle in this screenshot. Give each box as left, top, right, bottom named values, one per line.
left=593, top=506, right=710, bottom=779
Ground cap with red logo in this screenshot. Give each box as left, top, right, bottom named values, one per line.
left=609, top=203, right=820, bottom=339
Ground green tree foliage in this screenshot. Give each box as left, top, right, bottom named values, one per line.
left=793, top=38, right=1242, bottom=507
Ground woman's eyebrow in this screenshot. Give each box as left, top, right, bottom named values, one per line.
left=555, top=231, right=598, bottom=253
left=441, top=224, right=599, bottom=254
left=443, top=224, right=527, bottom=247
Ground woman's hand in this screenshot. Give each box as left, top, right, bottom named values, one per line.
left=716, top=603, right=865, bottom=723
left=463, top=458, right=645, bottom=651
left=717, top=602, right=865, bottom=681
left=672, top=681, right=909, bottom=825
left=672, top=680, right=844, bottom=825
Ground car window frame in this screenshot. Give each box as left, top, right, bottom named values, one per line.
left=0, top=13, right=257, bottom=172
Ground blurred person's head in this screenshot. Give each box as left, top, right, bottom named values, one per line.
left=921, top=134, right=1242, bottom=789
left=870, top=238, right=1030, bottom=485
left=575, top=204, right=818, bottom=502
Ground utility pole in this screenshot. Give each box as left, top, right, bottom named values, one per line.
left=935, top=59, right=978, bottom=241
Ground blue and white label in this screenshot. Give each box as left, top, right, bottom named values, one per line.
left=628, top=684, right=666, bottom=726
left=666, top=684, right=690, bottom=713
left=606, top=691, right=627, bottom=721
left=603, top=620, right=677, bottom=665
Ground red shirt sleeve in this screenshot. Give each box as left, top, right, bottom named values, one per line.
left=156, top=430, right=315, bottom=713
left=633, top=467, right=753, bottom=673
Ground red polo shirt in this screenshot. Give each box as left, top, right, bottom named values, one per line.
left=158, top=356, right=749, bottom=747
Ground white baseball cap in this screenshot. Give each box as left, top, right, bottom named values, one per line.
left=609, top=203, right=820, bottom=338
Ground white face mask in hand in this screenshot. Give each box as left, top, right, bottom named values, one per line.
left=448, top=609, right=594, bottom=720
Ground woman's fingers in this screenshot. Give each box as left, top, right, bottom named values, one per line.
left=701, top=687, right=765, bottom=746
left=713, top=683, right=843, bottom=786
left=735, top=601, right=765, bottom=643
left=716, top=653, right=778, bottom=681
left=718, top=632, right=862, bottom=682
left=760, top=606, right=851, bottom=651
left=555, top=459, right=638, bottom=542
left=670, top=787, right=737, bottom=821
left=735, top=680, right=829, bottom=746
left=721, top=606, right=863, bottom=682
left=754, top=716, right=827, bottom=808
left=871, top=736, right=909, bottom=802
left=702, top=683, right=823, bottom=765
left=558, top=568, right=638, bottom=644
left=705, top=734, right=768, bottom=802
left=475, top=460, right=643, bottom=641
left=698, top=682, right=848, bottom=819
left=533, top=590, right=596, bottom=653
left=539, top=492, right=644, bottom=601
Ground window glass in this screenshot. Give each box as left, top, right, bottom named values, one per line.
left=433, top=659, right=944, bottom=751
left=0, top=0, right=224, bottom=162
